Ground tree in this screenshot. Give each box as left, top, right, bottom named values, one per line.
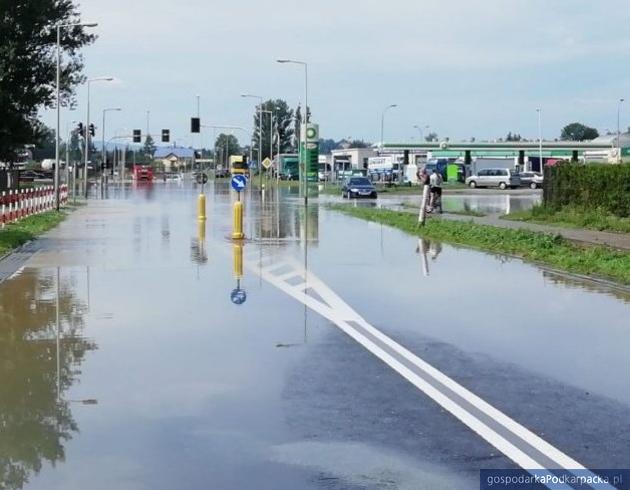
left=30, top=125, right=56, bottom=161
left=292, top=103, right=311, bottom=151
left=425, top=132, right=438, bottom=142
left=214, top=133, right=241, bottom=167
left=143, top=135, right=156, bottom=160
left=319, top=139, right=338, bottom=154
left=560, top=123, right=599, bottom=141
left=251, top=99, right=295, bottom=161
left=505, top=132, right=522, bottom=142
left=348, top=139, right=370, bottom=148
left=0, top=1, right=96, bottom=162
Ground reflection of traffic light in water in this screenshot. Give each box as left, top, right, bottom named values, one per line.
left=230, top=242, right=247, bottom=305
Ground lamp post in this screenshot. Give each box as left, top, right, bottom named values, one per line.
left=617, top=98, right=624, bottom=164
left=55, top=21, right=97, bottom=210
left=380, top=104, right=397, bottom=151
left=277, top=59, right=309, bottom=201
left=101, top=107, right=121, bottom=183
left=241, top=94, right=263, bottom=190
left=413, top=124, right=424, bottom=141
left=536, top=108, right=543, bottom=173
left=84, top=77, right=114, bottom=198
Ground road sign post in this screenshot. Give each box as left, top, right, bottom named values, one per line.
left=231, top=175, right=247, bottom=240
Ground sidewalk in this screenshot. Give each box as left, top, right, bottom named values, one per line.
left=441, top=213, right=630, bottom=251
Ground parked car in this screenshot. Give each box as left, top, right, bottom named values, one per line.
left=342, top=177, right=377, bottom=199
left=465, top=168, right=521, bottom=190
left=519, top=172, right=543, bottom=189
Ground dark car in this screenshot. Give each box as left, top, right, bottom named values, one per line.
left=342, top=177, right=377, bottom=199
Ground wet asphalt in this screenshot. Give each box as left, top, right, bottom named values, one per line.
left=0, top=181, right=629, bottom=490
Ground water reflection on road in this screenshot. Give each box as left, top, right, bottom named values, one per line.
left=1, top=181, right=629, bottom=489
left=392, top=191, right=542, bottom=215
left=0, top=268, right=93, bottom=489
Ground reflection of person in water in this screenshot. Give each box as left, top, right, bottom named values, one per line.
left=416, top=237, right=442, bottom=260
left=416, top=237, right=443, bottom=277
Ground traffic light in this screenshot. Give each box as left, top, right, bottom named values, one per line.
left=89, top=123, right=95, bottom=137
left=161, top=129, right=170, bottom=142
left=77, top=122, right=84, bottom=137
left=191, top=117, right=200, bottom=133
left=133, top=129, right=141, bottom=143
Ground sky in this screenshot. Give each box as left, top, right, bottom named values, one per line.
left=41, top=0, right=630, bottom=148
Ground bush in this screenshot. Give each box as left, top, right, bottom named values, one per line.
left=543, top=163, right=630, bottom=217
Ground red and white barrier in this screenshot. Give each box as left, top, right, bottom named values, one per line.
left=1, top=185, right=68, bottom=228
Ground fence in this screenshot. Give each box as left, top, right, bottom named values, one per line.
left=0, top=185, right=68, bottom=228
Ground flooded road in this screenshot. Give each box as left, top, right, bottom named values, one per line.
left=385, top=190, right=542, bottom=215
left=1, top=182, right=628, bottom=490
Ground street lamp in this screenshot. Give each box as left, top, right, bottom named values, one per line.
left=55, top=21, right=98, bottom=210
left=277, top=59, right=309, bottom=200
left=241, top=94, right=263, bottom=190
left=536, top=108, right=543, bottom=173
left=102, top=107, right=121, bottom=180
left=617, top=98, right=624, bottom=164
left=84, top=77, right=114, bottom=198
left=413, top=125, right=425, bottom=141
left=380, top=104, right=397, bottom=150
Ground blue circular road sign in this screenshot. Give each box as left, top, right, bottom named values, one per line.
left=230, top=288, right=247, bottom=305
left=231, top=175, right=248, bottom=192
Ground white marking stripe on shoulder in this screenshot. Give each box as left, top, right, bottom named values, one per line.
left=248, top=257, right=614, bottom=490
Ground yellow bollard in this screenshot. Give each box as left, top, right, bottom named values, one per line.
left=231, top=200, right=244, bottom=240
left=198, top=193, right=206, bottom=221
left=233, top=243, right=243, bottom=279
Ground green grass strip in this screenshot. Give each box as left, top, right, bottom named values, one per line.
left=504, top=205, right=630, bottom=234
left=330, top=204, right=630, bottom=285
left=0, top=211, right=67, bottom=257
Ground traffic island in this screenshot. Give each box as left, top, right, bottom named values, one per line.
left=329, top=204, right=630, bottom=286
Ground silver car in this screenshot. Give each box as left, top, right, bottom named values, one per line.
left=466, top=168, right=521, bottom=190
left=519, top=172, right=544, bottom=189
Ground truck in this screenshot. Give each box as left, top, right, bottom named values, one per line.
left=229, top=155, right=249, bottom=177
left=367, top=156, right=402, bottom=181
left=274, top=154, right=299, bottom=180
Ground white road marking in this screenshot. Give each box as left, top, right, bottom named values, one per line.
left=243, top=252, right=615, bottom=490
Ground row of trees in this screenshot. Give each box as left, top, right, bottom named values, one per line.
left=0, top=0, right=95, bottom=163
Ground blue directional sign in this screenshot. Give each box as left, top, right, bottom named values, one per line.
left=231, top=175, right=247, bottom=192
left=230, top=288, right=247, bottom=305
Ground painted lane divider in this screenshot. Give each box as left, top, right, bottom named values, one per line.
left=243, top=249, right=615, bottom=490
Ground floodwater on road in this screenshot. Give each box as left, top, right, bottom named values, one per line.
left=387, top=190, right=542, bottom=215
left=0, top=181, right=628, bottom=490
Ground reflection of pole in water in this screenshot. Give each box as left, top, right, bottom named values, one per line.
left=418, top=238, right=430, bottom=277
left=86, top=266, right=90, bottom=311
left=56, top=267, right=61, bottom=402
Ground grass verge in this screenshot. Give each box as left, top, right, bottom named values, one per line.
left=503, top=205, right=630, bottom=234
left=0, top=211, right=67, bottom=257
left=329, top=204, right=630, bottom=285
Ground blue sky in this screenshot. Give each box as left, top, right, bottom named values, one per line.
left=41, top=0, right=630, bottom=147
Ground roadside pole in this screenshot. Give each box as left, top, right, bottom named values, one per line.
left=418, top=184, right=430, bottom=225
